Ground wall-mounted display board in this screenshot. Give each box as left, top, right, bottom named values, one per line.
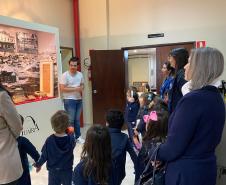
left=0, top=21, right=59, bottom=104
left=0, top=15, right=63, bottom=151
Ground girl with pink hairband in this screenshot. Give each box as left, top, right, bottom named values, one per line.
left=135, top=110, right=168, bottom=183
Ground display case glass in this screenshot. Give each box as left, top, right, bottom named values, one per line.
left=0, top=24, right=58, bottom=104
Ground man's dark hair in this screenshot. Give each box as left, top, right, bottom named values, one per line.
left=106, top=109, right=124, bottom=129
left=68, top=56, right=80, bottom=65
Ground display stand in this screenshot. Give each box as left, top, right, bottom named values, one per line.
left=0, top=15, right=63, bottom=151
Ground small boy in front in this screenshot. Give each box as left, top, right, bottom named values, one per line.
left=34, top=110, right=75, bottom=185
left=106, top=109, right=137, bottom=185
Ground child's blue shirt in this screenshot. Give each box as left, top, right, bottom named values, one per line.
left=35, top=134, right=75, bottom=171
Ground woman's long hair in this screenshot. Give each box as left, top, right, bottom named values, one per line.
left=169, top=48, right=189, bottom=73
left=81, top=125, right=112, bottom=185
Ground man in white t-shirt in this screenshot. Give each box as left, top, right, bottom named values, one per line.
left=60, top=57, right=84, bottom=144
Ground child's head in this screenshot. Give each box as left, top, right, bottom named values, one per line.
left=51, top=110, right=69, bottom=134
left=139, top=92, right=155, bottom=108
left=81, top=125, right=111, bottom=184
left=127, top=86, right=138, bottom=102
left=150, top=95, right=168, bottom=111
left=106, top=109, right=124, bottom=129
left=145, top=83, right=150, bottom=92
left=143, top=110, right=168, bottom=142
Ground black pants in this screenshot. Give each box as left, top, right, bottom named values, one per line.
left=1, top=180, right=18, bottom=185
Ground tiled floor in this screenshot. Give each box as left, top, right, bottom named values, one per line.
left=30, top=125, right=135, bottom=185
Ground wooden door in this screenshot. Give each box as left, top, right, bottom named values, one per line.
left=156, top=43, right=195, bottom=93
left=90, top=50, right=125, bottom=125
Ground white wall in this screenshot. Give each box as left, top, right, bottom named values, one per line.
left=79, top=0, right=107, bottom=124
left=128, top=57, right=149, bottom=85
left=0, top=0, right=74, bottom=47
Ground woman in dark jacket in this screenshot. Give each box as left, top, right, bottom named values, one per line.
left=155, top=47, right=225, bottom=185
left=167, top=48, right=189, bottom=113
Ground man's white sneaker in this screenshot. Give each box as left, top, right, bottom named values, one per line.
left=77, top=137, right=85, bottom=144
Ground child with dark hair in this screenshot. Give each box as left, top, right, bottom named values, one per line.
left=134, top=92, right=155, bottom=137
left=135, top=110, right=168, bottom=182
left=17, top=115, right=40, bottom=185
left=125, top=86, right=140, bottom=144
left=106, top=109, right=137, bottom=185
left=34, top=110, right=75, bottom=185
left=145, top=83, right=151, bottom=92
left=150, top=95, right=168, bottom=112
left=73, top=125, right=114, bottom=185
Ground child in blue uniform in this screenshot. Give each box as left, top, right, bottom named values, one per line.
left=73, top=125, right=115, bottom=185
left=17, top=115, right=40, bottom=185
left=135, top=110, right=168, bottom=182
left=134, top=92, right=155, bottom=137
left=125, top=86, right=140, bottom=144
left=106, top=109, right=137, bottom=184
left=34, top=110, right=75, bottom=185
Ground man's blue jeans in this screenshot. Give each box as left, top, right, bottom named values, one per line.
left=63, top=99, right=82, bottom=139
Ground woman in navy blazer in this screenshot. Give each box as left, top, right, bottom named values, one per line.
left=156, top=47, right=225, bottom=185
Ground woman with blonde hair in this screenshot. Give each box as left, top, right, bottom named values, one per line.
left=154, top=47, right=225, bottom=185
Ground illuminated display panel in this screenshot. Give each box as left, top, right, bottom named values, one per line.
left=0, top=24, right=58, bottom=105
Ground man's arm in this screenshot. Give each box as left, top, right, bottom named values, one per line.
left=59, top=84, right=83, bottom=93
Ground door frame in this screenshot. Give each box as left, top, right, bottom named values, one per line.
left=122, top=41, right=196, bottom=91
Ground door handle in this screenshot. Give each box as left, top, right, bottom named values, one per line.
left=93, top=90, right=98, bottom=94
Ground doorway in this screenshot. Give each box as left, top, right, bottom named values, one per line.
left=123, top=41, right=195, bottom=93
left=126, top=48, right=157, bottom=92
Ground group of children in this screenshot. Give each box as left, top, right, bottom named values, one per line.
left=125, top=86, right=169, bottom=182
left=17, top=85, right=168, bottom=185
